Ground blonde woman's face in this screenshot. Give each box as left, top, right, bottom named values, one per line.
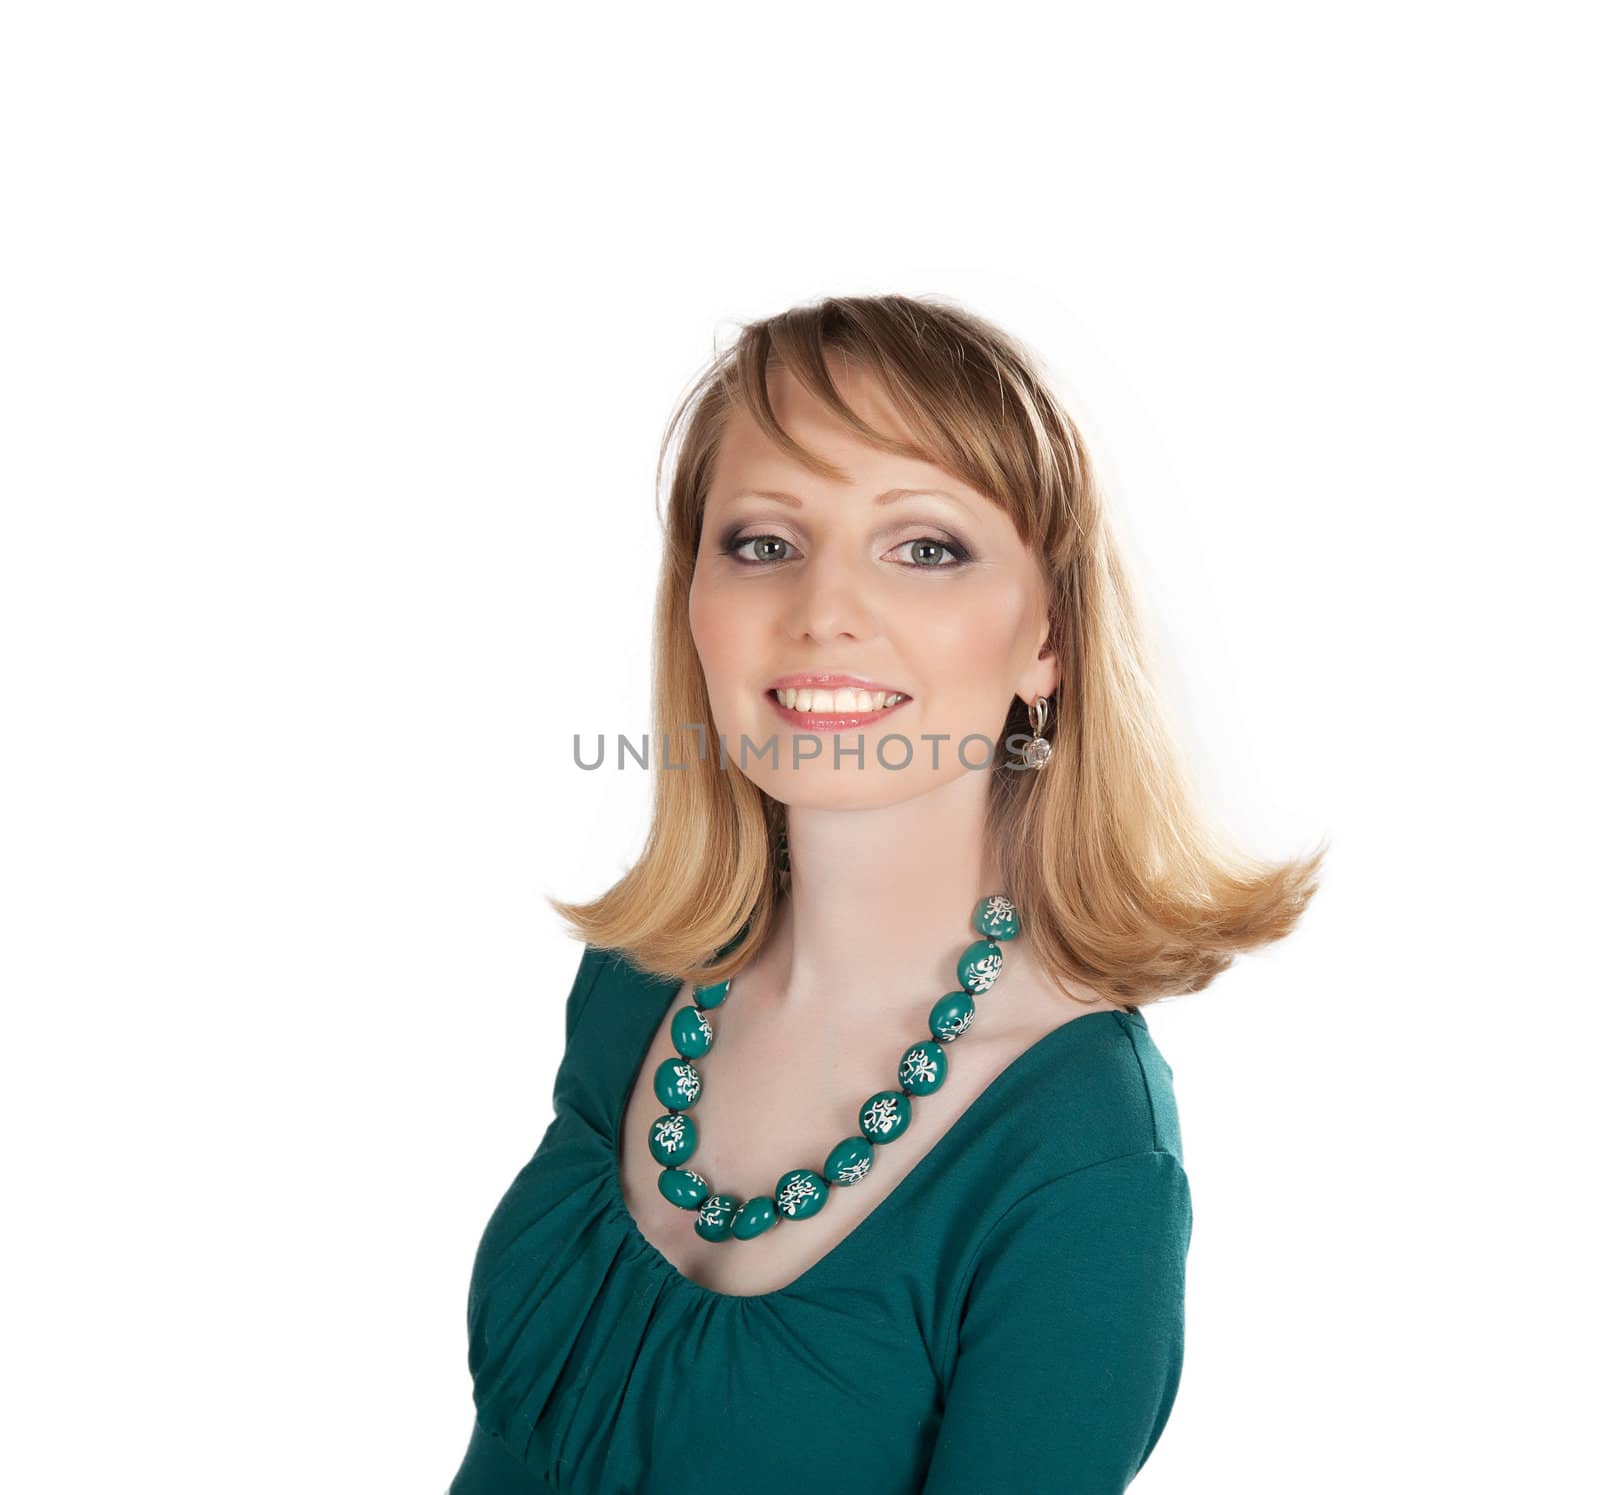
left=688, top=359, right=1059, bottom=810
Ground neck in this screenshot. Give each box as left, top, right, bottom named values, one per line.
left=761, top=768, right=1005, bottom=1015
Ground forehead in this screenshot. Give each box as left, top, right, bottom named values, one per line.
left=711, top=360, right=967, bottom=501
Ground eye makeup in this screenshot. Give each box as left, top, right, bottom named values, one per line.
left=715, top=524, right=975, bottom=569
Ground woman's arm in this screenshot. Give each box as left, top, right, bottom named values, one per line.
left=921, top=1148, right=1193, bottom=1494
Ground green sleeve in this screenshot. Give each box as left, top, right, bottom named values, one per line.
left=921, top=1149, right=1192, bottom=1493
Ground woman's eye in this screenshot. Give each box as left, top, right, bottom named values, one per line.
left=724, top=534, right=792, bottom=563
left=892, top=537, right=968, bottom=568
left=720, top=533, right=970, bottom=568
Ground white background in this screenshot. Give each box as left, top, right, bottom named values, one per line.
left=3, top=4, right=1595, bottom=1490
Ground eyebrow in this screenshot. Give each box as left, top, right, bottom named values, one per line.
left=727, top=487, right=968, bottom=509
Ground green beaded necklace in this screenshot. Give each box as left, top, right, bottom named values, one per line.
left=646, top=893, right=1022, bottom=1243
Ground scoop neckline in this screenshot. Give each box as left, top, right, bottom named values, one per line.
left=602, top=965, right=1137, bottom=1307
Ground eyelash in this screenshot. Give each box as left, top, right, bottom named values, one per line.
left=719, top=531, right=973, bottom=570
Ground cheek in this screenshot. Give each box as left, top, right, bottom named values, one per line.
left=688, top=578, right=749, bottom=695
left=911, top=586, right=1027, bottom=683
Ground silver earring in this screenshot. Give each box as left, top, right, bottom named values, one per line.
left=1022, top=695, right=1053, bottom=770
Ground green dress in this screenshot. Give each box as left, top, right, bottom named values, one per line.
left=451, top=941, right=1192, bottom=1493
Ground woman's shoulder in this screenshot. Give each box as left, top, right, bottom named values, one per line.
left=561, top=943, right=610, bottom=1040
left=958, top=1006, right=1191, bottom=1315
left=993, top=997, right=1186, bottom=1180
left=559, top=940, right=686, bottom=1046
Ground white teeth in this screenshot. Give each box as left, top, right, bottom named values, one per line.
left=775, top=687, right=906, bottom=712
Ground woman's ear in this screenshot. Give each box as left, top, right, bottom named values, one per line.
left=1020, top=617, right=1062, bottom=702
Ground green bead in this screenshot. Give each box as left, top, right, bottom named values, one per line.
left=695, top=1194, right=738, bottom=1240
left=823, top=1136, right=875, bottom=1185
left=671, top=1003, right=714, bottom=1059
left=898, top=1039, right=948, bottom=1096
left=974, top=893, right=1020, bottom=941
left=652, top=1056, right=702, bottom=1109
left=929, top=990, right=977, bottom=1043
left=958, top=937, right=1003, bottom=994
left=731, top=1195, right=777, bottom=1239
left=859, top=1089, right=911, bottom=1142
left=648, top=1111, right=697, bottom=1165
left=657, top=1166, right=710, bottom=1210
left=774, top=1167, right=829, bottom=1219
left=694, top=979, right=730, bottom=1009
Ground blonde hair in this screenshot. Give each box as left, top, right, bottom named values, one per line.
left=549, top=293, right=1326, bottom=1006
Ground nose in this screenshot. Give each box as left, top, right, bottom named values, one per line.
left=783, top=545, right=875, bottom=645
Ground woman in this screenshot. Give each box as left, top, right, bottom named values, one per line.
left=449, top=294, right=1325, bottom=1493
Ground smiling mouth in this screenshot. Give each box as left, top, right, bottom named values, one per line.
left=765, top=687, right=912, bottom=726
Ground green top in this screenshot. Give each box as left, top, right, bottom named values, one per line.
left=451, top=941, right=1192, bottom=1493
